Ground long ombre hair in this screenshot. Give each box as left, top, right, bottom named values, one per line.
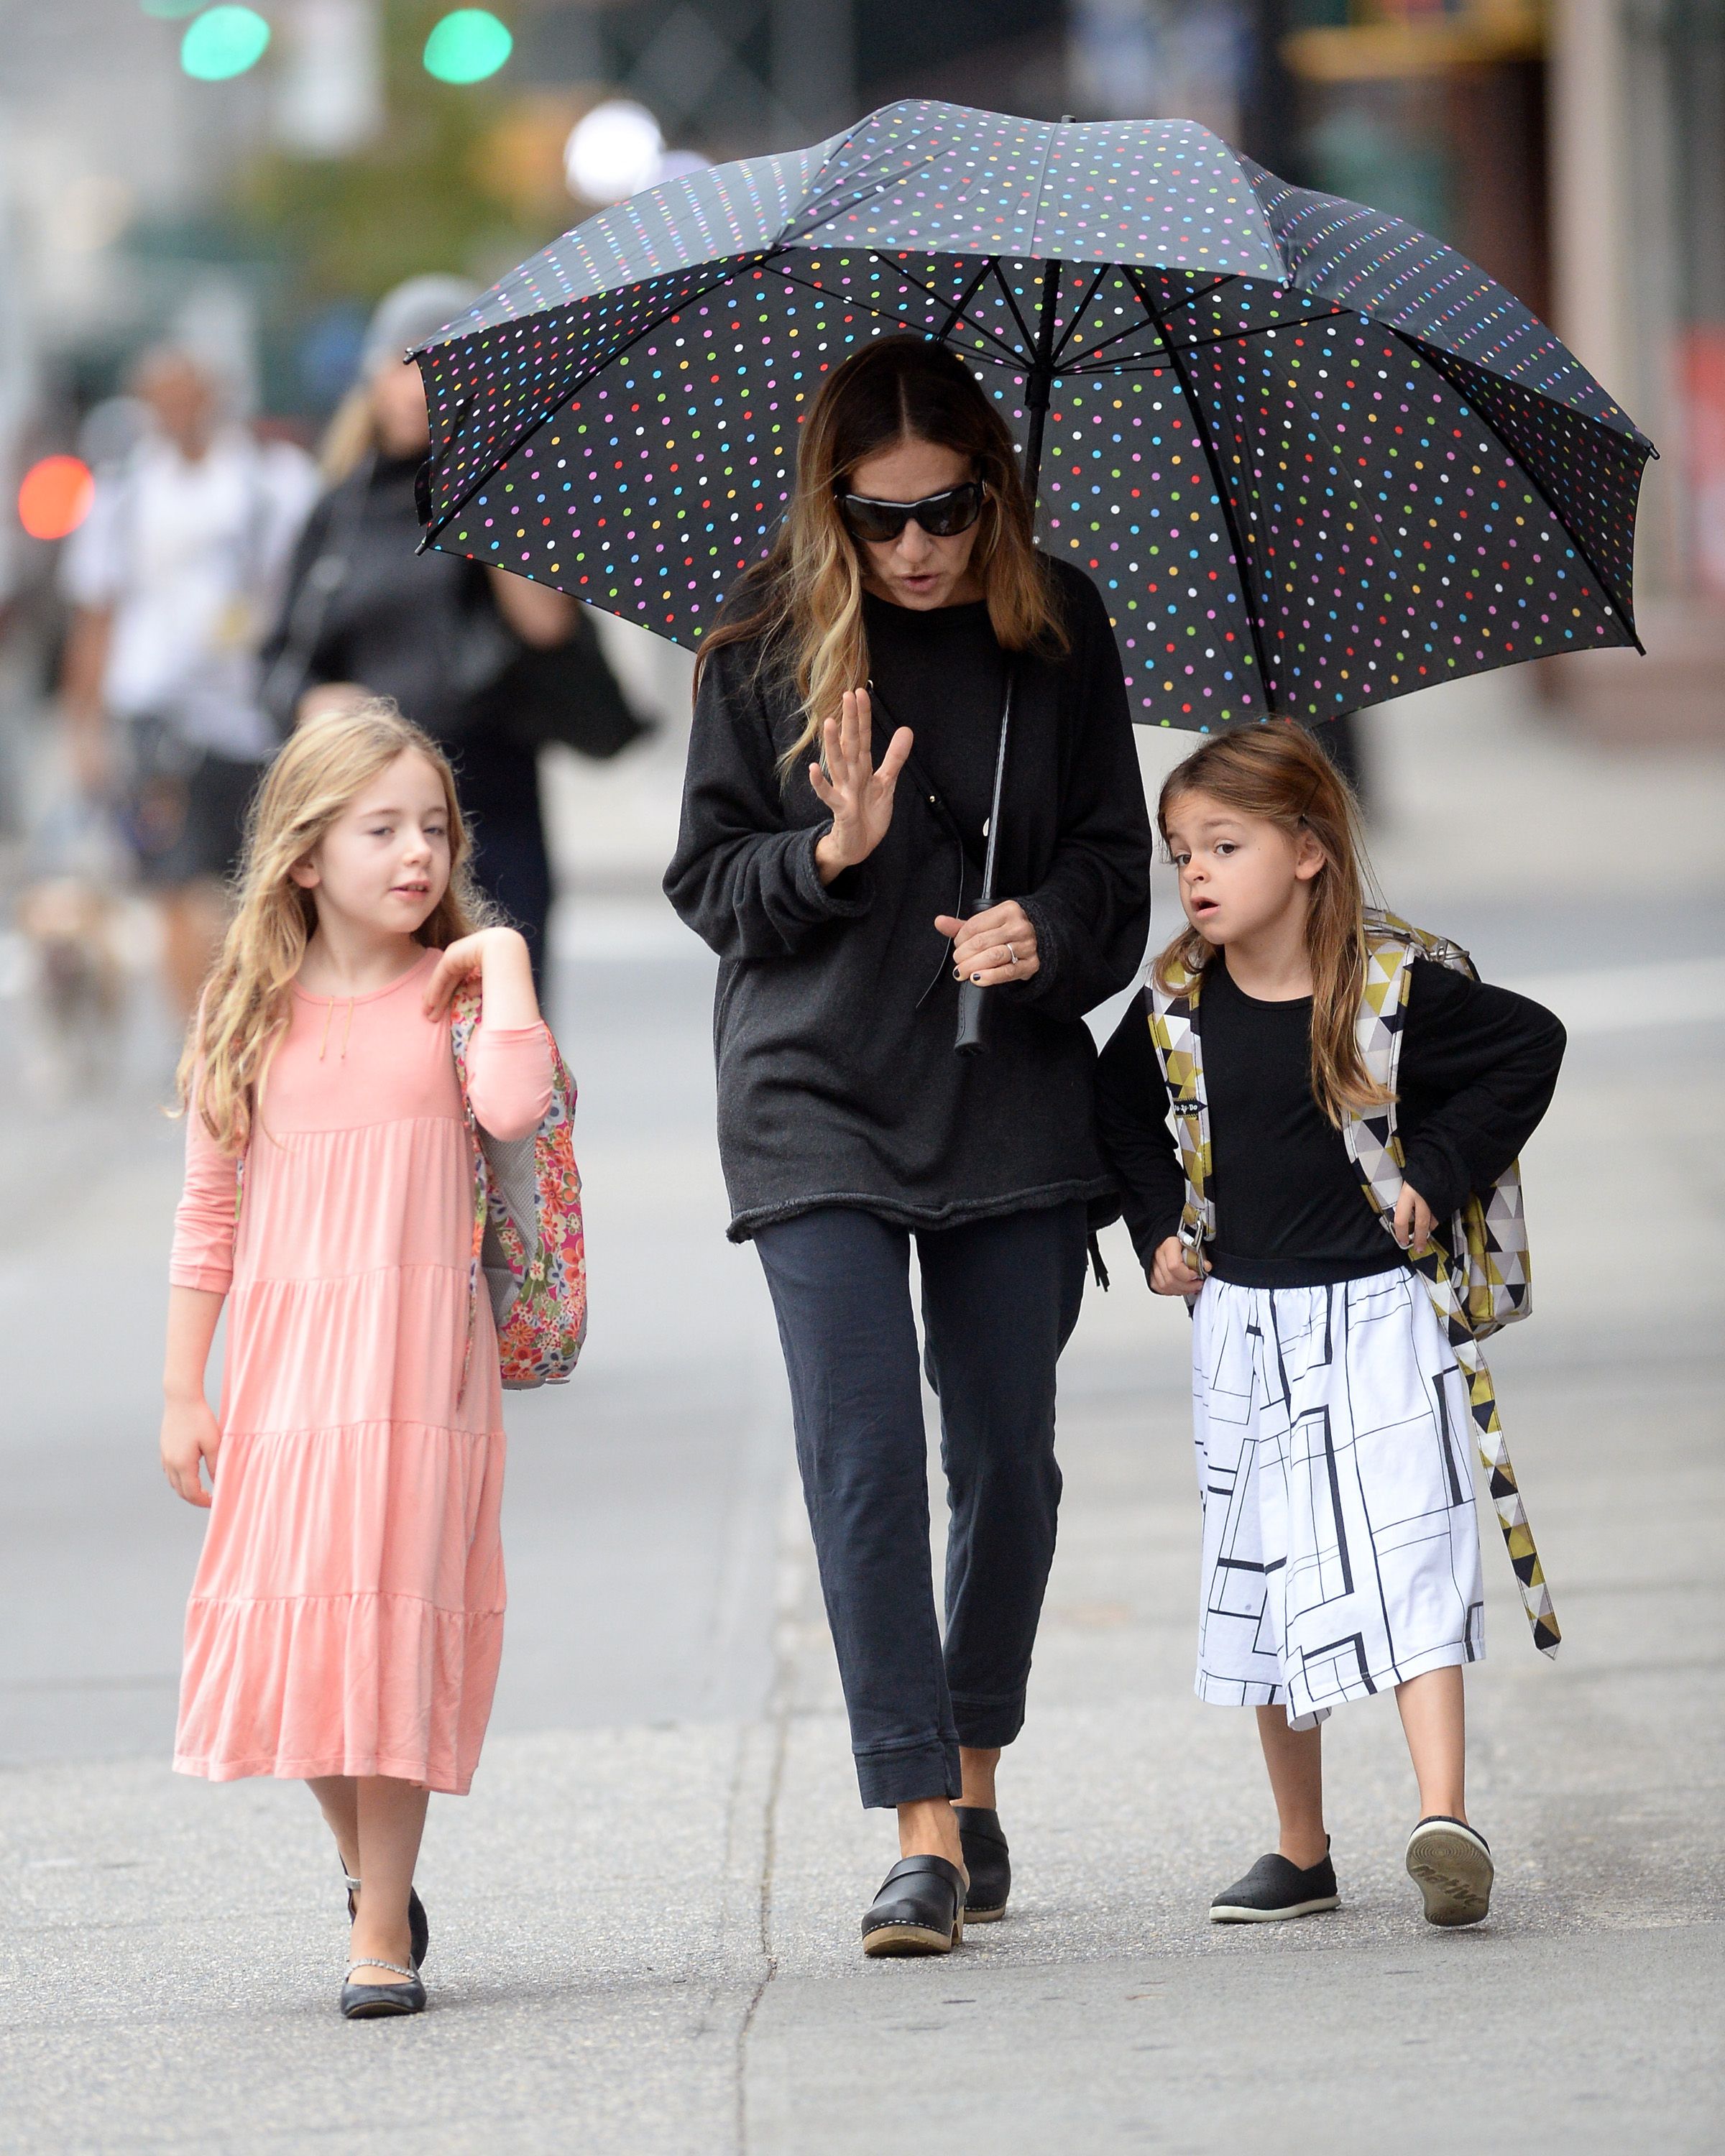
left=695, top=336, right=1065, bottom=778
left=176, top=699, right=492, bottom=1154
left=1153, top=725, right=1392, bottom=1127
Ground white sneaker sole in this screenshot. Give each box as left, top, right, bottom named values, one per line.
left=1209, top=1892, right=1339, bottom=1924
left=1405, top=1822, right=1494, bottom=1927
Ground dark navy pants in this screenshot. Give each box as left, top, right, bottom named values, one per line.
left=754, top=1202, right=1088, bottom=1808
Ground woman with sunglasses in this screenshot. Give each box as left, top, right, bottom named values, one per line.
left=666, top=336, right=1151, bottom=1956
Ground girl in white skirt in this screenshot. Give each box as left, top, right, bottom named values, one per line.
left=1096, top=727, right=1564, bottom=1928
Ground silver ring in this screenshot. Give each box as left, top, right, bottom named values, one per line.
left=1006, top=943, right=1017, bottom=966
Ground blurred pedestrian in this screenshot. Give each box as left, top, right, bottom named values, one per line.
left=666, top=338, right=1151, bottom=1957
left=162, top=699, right=557, bottom=2019
left=1096, top=725, right=1565, bottom=1932
left=264, top=277, right=643, bottom=985
left=58, top=346, right=318, bottom=1018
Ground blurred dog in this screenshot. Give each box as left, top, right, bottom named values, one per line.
left=15, top=875, right=130, bottom=1096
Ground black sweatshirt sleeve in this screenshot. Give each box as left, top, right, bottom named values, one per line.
left=1095, top=990, right=1189, bottom=1271
left=1013, top=571, right=1154, bottom=1022
left=663, top=644, right=875, bottom=962
left=1396, top=957, right=1567, bottom=1218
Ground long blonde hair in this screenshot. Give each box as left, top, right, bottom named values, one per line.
left=1153, top=725, right=1392, bottom=1127
left=695, top=336, right=1065, bottom=779
left=177, top=698, right=492, bottom=1153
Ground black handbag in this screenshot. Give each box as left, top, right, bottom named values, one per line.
left=479, top=608, right=655, bottom=761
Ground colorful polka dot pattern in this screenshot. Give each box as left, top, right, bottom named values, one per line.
left=1245, top=160, right=1647, bottom=441
left=413, top=100, right=1652, bottom=732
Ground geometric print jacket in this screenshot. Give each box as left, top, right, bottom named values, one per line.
left=1147, top=909, right=1559, bottom=1659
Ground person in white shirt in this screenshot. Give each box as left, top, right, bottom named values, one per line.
left=60, top=347, right=318, bottom=1015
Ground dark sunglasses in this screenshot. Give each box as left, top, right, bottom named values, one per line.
left=836, top=479, right=985, bottom=543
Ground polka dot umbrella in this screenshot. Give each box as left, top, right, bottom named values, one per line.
left=412, top=98, right=1654, bottom=734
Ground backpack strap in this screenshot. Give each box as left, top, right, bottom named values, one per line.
left=1344, top=913, right=1560, bottom=1661
left=1146, top=951, right=1213, bottom=1275
left=448, top=982, right=489, bottom=1402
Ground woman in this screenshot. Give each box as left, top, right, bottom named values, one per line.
left=665, top=336, right=1152, bottom=1956
left=264, top=277, right=638, bottom=978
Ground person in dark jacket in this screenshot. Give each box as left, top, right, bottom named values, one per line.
left=664, top=337, right=1152, bottom=1957
left=263, top=277, right=636, bottom=980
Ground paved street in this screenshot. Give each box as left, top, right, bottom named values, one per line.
left=1, top=676, right=1721, bottom=2152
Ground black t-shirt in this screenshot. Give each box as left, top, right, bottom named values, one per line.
left=862, top=591, right=1006, bottom=861
left=1095, top=949, right=1567, bottom=1289
left=1197, top=959, right=1393, bottom=1282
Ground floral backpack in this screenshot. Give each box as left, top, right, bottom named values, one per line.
left=449, top=984, right=587, bottom=1394
left=1146, top=909, right=1558, bottom=1660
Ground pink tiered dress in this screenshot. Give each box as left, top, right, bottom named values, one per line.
left=170, top=948, right=553, bottom=1795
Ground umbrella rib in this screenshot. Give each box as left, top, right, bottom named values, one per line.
left=780, top=145, right=948, bottom=247
left=1058, top=311, right=1172, bottom=370
left=987, top=260, right=1040, bottom=356
left=1390, top=328, right=1643, bottom=646
left=1126, top=266, right=1279, bottom=718
left=765, top=259, right=1029, bottom=369
left=934, top=259, right=996, bottom=345
left=1051, top=265, right=1112, bottom=365
left=1163, top=310, right=1343, bottom=360
left=416, top=253, right=772, bottom=552
left=1156, top=274, right=1238, bottom=318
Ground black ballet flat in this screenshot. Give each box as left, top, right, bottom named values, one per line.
left=344, top=1867, right=430, bottom=1971
left=340, top=1957, right=426, bottom=2019
left=860, top=1855, right=967, bottom=1958
left=953, top=1805, right=1011, bottom=1922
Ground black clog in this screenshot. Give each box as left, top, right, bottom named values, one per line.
left=860, top=1854, right=967, bottom=1958
left=953, top=1805, right=1011, bottom=1922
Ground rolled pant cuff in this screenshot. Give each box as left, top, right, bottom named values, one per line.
left=949, top=1692, right=1027, bottom=1751
left=854, top=1737, right=962, bottom=1810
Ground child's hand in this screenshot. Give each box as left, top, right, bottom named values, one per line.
left=1150, top=1235, right=1209, bottom=1296
left=1393, top=1182, right=1436, bottom=1253
left=422, top=926, right=538, bottom=1026
left=162, top=1394, right=221, bottom=1508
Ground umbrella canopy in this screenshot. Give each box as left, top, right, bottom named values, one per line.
left=413, top=99, right=1653, bottom=732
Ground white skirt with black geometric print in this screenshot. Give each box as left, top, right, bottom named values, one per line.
left=1190, top=1266, right=1484, bottom=1729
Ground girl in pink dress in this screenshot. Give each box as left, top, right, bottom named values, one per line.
left=161, top=699, right=555, bottom=2019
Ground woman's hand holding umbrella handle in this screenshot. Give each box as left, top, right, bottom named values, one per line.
left=811, top=688, right=913, bottom=885
left=936, top=900, right=1040, bottom=986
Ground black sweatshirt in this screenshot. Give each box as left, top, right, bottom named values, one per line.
left=1095, top=952, right=1566, bottom=1288
left=663, top=556, right=1153, bottom=1241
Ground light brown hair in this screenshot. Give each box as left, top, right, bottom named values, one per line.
left=175, top=698, right=493, bottom=1153
left=1153, top=724, right=1391, bottom=1126
left=695, top=335, right=1065, bottom=778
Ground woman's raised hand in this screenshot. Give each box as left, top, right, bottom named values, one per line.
left=811, top=688, right=914, bottom=886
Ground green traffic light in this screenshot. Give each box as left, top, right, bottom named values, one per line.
left=180, top=6, right=272, bottom=80
left=423, top=9, right=514, bottom=86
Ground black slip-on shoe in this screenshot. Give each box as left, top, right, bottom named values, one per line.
left=860, top=1855, right=967, bottom=1958
left=1405, top=1816, right=1493, bottom=1927
left=953, top=1805, right=1011, bottom=1922
left=1210, top=1848, right=1340, bottom=1924
left=343, top=1866, right=430, bottom=1971
left=339, top=1958, right=426, bottom=2019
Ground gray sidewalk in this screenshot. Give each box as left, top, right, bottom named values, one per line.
left=2, top=677, right=1721, bottom=2152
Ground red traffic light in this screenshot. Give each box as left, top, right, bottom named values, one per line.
left=18, top=455, right=96, bottom=540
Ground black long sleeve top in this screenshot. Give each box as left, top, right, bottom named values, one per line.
left=1095, top=951, right=1566, bottom=1289
left=663, top=556, right=1154, bottom=1241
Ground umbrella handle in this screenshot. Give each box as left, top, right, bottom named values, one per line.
left=954, top=978, right=988, bottom=1056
